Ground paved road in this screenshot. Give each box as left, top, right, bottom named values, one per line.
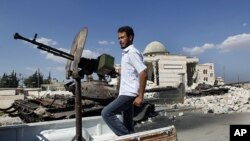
left=135, top=111, right=250, bottom=141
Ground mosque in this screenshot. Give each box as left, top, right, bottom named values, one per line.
left=142, top=41, right=215, bottom=88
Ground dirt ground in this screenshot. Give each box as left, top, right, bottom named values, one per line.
left=0, top=95, right=24, bottom=108
left=0, top=94, right=24, bottom=126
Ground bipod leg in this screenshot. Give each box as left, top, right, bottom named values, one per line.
left=72, top=78, right=85, bottom=141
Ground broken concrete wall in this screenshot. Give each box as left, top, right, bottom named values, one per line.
left=181, top=86, right=250, bottom=114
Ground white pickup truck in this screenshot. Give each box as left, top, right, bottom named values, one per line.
left=0, top=116, right=177, bottom=141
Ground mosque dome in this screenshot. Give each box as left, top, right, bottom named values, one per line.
left=143, top=41, right=169, bottom=55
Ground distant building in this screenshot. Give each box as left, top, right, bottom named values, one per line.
left=41, top=78, right=65, bottom=91
left=214, top=76, right=225, bottom=86
left=114, top=64, right=121, bottom=74
left=143, top=41, right=215, bottom=88
left=196, top=63, right=215, bottom=85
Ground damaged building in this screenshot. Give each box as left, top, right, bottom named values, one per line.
left=142, top=41, right=215, bottom=88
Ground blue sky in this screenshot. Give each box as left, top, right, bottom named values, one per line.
left=1, top=0, right=250, bottom=83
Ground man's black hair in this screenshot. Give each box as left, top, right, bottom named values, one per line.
left=118, top=26, right=135, bottom=39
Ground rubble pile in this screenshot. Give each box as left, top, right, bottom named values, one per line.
left=0, top=114, right=23, bottom=126
left=183, top=86, right=250, bottom=114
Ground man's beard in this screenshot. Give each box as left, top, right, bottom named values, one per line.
left=120, top=42, right=131, bottom=49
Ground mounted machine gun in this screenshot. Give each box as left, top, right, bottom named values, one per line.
left=13, top=28, right=117, bottom=141
left=8, top=29, right=155, bottom=141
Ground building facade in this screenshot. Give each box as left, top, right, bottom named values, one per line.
left=143, top=41, right=214, bottom=88
left=196, top=63, right=215, bottom=85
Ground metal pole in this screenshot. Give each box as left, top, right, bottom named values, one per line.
left=72, top=78, right=85, bottom=141
left=38, top=68, right=40, bottom=88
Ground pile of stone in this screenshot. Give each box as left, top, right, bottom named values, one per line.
left=0, top=114, right=23, bottom=126
left=181, top=86, right=250, bottom=114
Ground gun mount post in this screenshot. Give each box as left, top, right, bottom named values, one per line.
left=73, top=78, right=84, bottom=141
left=69, top=28, right=88, bottom=141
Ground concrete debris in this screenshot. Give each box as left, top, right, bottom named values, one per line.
left=158, top=111, right=168, bottom=117
left=1, top=85, right=249, bottom=126
left=147, top=117, right=153, bottom=123
left=178, top=112, right=184, bottom=116
left=169, top=115, right=176, bottom=121
left=181, top=86, right=250, bottom=114
left=0, top=114, right=23, bottom=126
left=34, top=106, right=47, bottom=115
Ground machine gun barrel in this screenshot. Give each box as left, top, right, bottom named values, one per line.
left=14, top=33, right=74, bottom=61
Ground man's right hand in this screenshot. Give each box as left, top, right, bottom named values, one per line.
left=133, top=96, right=143, bottom=107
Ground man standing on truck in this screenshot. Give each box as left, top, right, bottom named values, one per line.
left=101, top=26, right=148, bottom=136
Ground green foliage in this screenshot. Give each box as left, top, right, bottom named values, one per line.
left=43, top=72, right=52, bottom=84
left=0, top=70, right=19, bottom=88
left=0, top=70, right=52, bottom=88
left=23, top=70, right=44, bottom=88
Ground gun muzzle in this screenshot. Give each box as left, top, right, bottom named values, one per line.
left=14, top=33, right=21, bottom=40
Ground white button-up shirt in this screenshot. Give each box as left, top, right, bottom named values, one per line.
left=119, top=44, right=147, bottom=97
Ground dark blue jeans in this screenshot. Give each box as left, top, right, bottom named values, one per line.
left=101, top=95, right=135, bottom=136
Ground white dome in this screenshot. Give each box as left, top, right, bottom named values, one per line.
left=143, top=41, right=168, bottom=55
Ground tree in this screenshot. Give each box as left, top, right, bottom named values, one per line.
left=24, top=70, right=44, bottom=88
left=0, top=70, right=56, bottom=88
left=0, top=73, right=7, bottom=87
left=0, top=71, right=19, bottom=88
left=43, top=72, right=52, bottom=84
left=9, top=70, right=19, bottom=88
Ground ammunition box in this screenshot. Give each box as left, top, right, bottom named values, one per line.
left=97, top=54, right=114, bottom=75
